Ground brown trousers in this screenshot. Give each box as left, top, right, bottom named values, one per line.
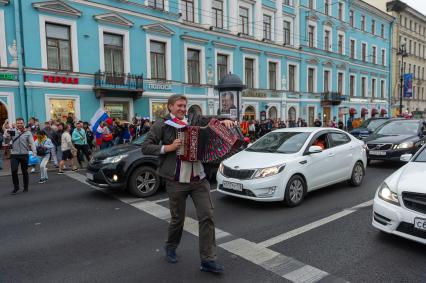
left=165, top=178, right=217, bottom=261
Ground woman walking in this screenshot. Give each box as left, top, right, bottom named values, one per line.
left=35, top=130, right=54, bottom=184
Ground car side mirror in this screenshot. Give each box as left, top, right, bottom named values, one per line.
left=308, top=145, right=323, bottom=154
left=400, top=154, right=412, bottom=162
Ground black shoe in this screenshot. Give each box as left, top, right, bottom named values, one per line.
left=58, top=171, right=65, bottom=174
left=200, top=261, right=224, bottom=273
left=11, top=188, right=19, bottom=195
left=23, top=188, right=28, bottom=193
left=164, top=246, right=178, bottom=263
left=38, top=179, right=46, bottom=184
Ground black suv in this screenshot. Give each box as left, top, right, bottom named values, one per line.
left=364, top=119, right=426, bottom=164
left=350, top=117, right=389, bottom=139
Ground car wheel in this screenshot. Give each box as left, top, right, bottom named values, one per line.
left=128, top=166, right=160, bottom=198
left=284, top=175, right=306, bottom=207
left=349, top=161, right=364, bottom=187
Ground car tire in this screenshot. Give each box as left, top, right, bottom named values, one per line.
left=128, top=166, right=160, bottom=198
left=349, top=161, right=364, bottom=187
left=284, top=175, right=306, bottom=207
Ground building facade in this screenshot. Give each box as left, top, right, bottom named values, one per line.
left=364, top=0, right=426, bottom=118
left=0, top=0, right=393, bottom=126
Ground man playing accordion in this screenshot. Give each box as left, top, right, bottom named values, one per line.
left=141, top=94, right=235, bottom=273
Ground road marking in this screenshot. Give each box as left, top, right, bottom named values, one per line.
left=67, top=172, right=344, bottom=283
left=153, top=189, right=218, bottom=204
left=258, top=199, right=374, bottom=248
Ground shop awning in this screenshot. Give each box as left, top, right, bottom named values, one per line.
left=361, top=108, right=369, bottom=115
left=371, top=108, right=379, bottom=116
left=349, top=108, right=357, bottom=115
left=380, top=108, right=388, bottom=115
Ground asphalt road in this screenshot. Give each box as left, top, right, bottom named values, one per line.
left=0, top=161, right=425, bottom=283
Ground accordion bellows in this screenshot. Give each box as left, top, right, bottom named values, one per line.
left=176, top=119, right=245, bottom=163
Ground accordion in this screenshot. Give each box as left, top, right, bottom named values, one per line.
left=176, top=119, right=245, bottom=163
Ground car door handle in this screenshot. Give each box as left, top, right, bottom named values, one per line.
left=328, top=153, right=335, bottom=157
left=299, top=160, right=307, bottom=164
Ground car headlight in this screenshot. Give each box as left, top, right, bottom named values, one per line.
left=378, top=182, right=400, bottom=206
left=253, top=165, right=285, bottom=179
left=101, top=154, right=128, bottom=164
left=396, top=142, right=414, bottom=149
left=219, top=162, right=224, bottom=175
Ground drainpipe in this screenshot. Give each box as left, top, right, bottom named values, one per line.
left=13, top=0, right=27, bottom=119
left=388, top=18, right=395, bottom=117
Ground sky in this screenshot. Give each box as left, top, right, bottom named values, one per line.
left=402, top=0, right=426, bottom=16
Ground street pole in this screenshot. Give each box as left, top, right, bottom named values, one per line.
left=398, top=42, right=407, bottom=117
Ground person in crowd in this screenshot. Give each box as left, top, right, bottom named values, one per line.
left=0, top=129, right=3, bottom=170
left=113, top=119, right=125, bottom=145
left=314, top=118, right=322, bottom=127
left=59, top=124, right=78, bottom=174
left=338, top=120, right=344, bottom=130
left=71, top=121, right=91, bottom=167
left=53, top=123, right=64, bottom=162
left=141, top=94, right=234, bottom=273
left=43, top=121, right=59, bottom=167
left=347, top=116, right=354, bottom=132
left=4, top=117, right=37, bottom=194
left=248, top=121, right=256, bottom=141
left=83, top=122, right=95, bottom=151
left=122, top=122, right=131, bottom=143
left=142, top=119, right=151, bottom=135
left=301, top=119, right=308, bottom=127
left=67, top=113, right=75, bottom=128
left=97, top=119, right=114, bottom=149
left=35, top=130, right=54, bottom=184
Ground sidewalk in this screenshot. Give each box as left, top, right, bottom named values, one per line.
left=0, top=158, right=87, bottom=177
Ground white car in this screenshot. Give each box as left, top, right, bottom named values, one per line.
left=217, top=128, right=367, bottom=206
left=372, top=144, right=426, bottom=244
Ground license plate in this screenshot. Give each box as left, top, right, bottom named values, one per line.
left=369, top=150, right=386, bottom=156
left=86, top=173, right=94, bottom=181
left=414, top=218, right=426, bottom=231
left=223, top=181, right=243, bottom=192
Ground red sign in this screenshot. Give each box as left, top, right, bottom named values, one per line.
left=43, top=75, right=79, bottom=85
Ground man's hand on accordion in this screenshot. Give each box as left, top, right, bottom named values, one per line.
left=220, top=120, right=236, bottom=129
left=164, top=139, right=182, bottom=153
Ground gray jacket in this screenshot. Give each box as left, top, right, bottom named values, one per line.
left=4, top=129, right=36, bottom=155
left=141, top=114, right=210, bottom=180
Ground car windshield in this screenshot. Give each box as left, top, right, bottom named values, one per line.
left=414, top=146, right=426, bottom=162
left=360, top=119, right=388, bottom=131
left=131, top=134, right=147, bottom=145
left=246, top=132, right=310, bottom=154
left=375, top=121, right=418, bottom=136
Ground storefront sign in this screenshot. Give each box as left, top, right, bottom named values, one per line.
left=148, top=83, right=172, bottom=91
left=43, top=75, right=79, bottom=85
left=0, top=73, right=16, bottom=81
left=242, top=90, right=266, bottom=98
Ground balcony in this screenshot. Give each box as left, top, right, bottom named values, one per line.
left=321, top=92, right=347, bottom=106
left=94, top=71, right=143, bottom=99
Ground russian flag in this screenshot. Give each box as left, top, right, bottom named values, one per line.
left=90, top=108, right=109, bottom=136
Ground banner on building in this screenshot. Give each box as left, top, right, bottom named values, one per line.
left=403, top=73, right=413, bottom=98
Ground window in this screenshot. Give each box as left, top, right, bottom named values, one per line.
left=48, top=97, right=79, bottom=122
left=381, top=49, right=385, bottom=66
left=212, top=0, right=223, bottom=29
left=283, top=0, right=291, bottom=6
left=410, top=20, right=412, bottom=30
left=283, top=20, right=291, bottom=45
left=371, top=78, right=376, bottom=97
left=414, top=42, right=417, bottom=56
left=288, top=64, right=296, bottom=91
left=245, top=58, right=254, bottom=88
left=349, top=10, right=354, bottom=27
left=338, top=72, right=343, bottom=94
left=308, top=25, right=315, bottom=47
left=268, top=62, right=277, bottom=90
left=381, top=24, right=385, bottom=38
left=187, top=49, right=200, bottom=84
left=182, top=0, right=194, bottom=22
left=308, top=67, right=315, bottom=92
left=324, top=70, right=330, bottom=92
left=423, top=67, right=425, bottom=80
left=330, top=132, right=351, bottom=147
left=152, top=101, right=168, bottom=122
left=239, top=7, right=249, bottom=35
left=380, top=80, right=385, bottom=98
left=309, top=0, right=314, bottom=9
left=324, top=0, right=330, bottom=15
left=362, top=43, right=367, bottom=62
left=350, top=39, right=355, bottom=59
left=217, top=54, right=228, bottom=82
left=350, top=75, right=355, bottom=96
left=415, top=22, right=417, bottom=32
left=324, top=30, right=330, bottom=51
left=338, top=2, right=343, bottom=21
left=414, top=64, right=416, bottom=78
left=338, top=34, right=344, bottom=54
left=409, top=40, right=412, bottom=53
left=361, top=77, right=366, bottom=97
left=148, top=0, right=164, bottom=10
left=371, top=20, right=375, bottom=35
left=404, top=17, right=407, bottom=27
left=104, top=33, right=124, bottom=75
left=263, top=14, right=272, bottom=40
left=46, top=23, right=72, bottom=71
left=372, top=46, right=376, bottom=64
left=361, top=15, right=365, bottom=31
left=150, top=40, right=166, bottom=80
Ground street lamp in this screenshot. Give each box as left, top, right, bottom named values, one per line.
left=397, top=40, right=408, bottom=116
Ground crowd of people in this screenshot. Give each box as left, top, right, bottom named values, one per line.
left=0, top=113, right=153, bottom=186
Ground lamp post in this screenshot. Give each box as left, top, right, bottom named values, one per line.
left=397, top=40, right=408, bottom=116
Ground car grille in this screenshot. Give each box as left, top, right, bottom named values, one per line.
left=219, top=185, right=256, bottom=197
left=222, top=166, right=255, bottom=180
left=402, top=192, right=426, bottom=214
left=396, top=222, right=426, bottom=239
left=367, top=143, right=393, bottom=150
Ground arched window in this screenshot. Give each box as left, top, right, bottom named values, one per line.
left=243, top=105, right=256, bottom=121
left=0, top=101, right=8, bottom=127
left=288, top=106, right=296, bottom=121
left=268, top=106, right=277, bottom=120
